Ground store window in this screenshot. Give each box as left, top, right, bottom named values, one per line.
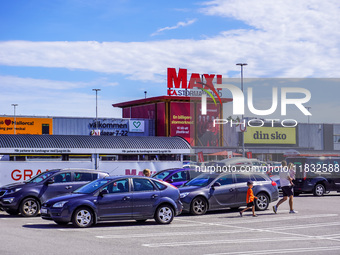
left=334, top=135, right=340, bottom=143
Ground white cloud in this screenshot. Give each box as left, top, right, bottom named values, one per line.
left=0, top=75, right=88, bottom=90
left=151, top=19, right=197, bottom=36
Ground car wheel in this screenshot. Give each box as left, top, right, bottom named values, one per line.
left=191, top=197, right=208, bottom=215
left=313, top=184, right=325, bottom=196
left=255, top=193, right=269, bottom=211
left=19, top=198, right=40, bottom=217
left=72, top=207, right=94, bottom=228
left=155, top=205, right=174, bottom=224
left=6, top=209, right=19, bottom=216
left=55, top=221, right=69, bottom=226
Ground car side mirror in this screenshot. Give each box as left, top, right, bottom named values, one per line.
left=166, top=179, right=174, bottom=183
left=100, top=189, right=109, bottom=197
left=46, top=179, right=54, bottom=185
left=212, top=182, right=221, bottom=187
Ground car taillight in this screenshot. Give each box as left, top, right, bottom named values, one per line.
left=271, top=181, right=277, bottom=186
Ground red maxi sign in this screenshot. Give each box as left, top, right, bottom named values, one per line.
left=167, top=68, right=223, bottom=97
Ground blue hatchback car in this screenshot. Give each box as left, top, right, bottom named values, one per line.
left=41, top=176, right=182, bottom=227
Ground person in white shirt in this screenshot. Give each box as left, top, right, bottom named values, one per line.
left=288, top=162, right=296, bottom=185
left=273, top=160, right=297, bottom=214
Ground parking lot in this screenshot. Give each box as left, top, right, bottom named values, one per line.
left=1, top=193, right=340, bottom=255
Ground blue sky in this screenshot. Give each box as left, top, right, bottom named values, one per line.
left=0, top=0, right=339, bottom=123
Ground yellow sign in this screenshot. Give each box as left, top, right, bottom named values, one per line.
left=244, top=127, right=296, bottom=144
left=0, top=117, right=53, bottom=135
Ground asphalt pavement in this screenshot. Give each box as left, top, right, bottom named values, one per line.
left=1, top=193, right=340, bottom=255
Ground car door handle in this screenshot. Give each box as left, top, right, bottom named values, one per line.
left=229, top=188, right=234, bottom=192
left=66, top=186, right=72, bottom=189
left=151, top=194, right=159, bottom=199
left=123, top=196, right=130, bottom=201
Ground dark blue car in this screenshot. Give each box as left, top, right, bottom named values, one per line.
left=152, top=168, right=201, bottom=187
left=40, top=176, right=182, bottom=227
left=0, top=169, right=109, bottom=217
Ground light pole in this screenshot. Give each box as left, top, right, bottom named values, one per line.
left=306, top=106, right=311, bottom=150
left=236, top=63, right=247, bottom=157
left=92, top=89, right=101, bottom=132
left=11, top=104, right=18, bottom=134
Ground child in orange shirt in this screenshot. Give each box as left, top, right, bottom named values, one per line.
left=239, top=181, right=258, bottom=217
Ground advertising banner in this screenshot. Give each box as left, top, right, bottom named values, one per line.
left=0, top=117, right=53, bottom=135
left=170, top=102, right=193, bottom=143
left=195, top=102, right=221, bottom=147
left=88, top=119, right=128, bottom=136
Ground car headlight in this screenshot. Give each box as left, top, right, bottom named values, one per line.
left=6, top=188, right=22, bottom=195
left=2, top=197, right=15, bottom=203
left=180, top=192, right=190, bottom=198
left=53, top=201, right=68, bottom=208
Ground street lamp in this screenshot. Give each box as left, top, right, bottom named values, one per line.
left=236, top=63, right=248, bottom=157
left=11, top=104, right=18, bottom=134
left=306, top=106, right=311, bottom=150
left=92, top=89, right=101, bottom=131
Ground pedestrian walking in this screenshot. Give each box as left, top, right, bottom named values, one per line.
left=288, top=162, right=296, bottom=186
left=273, top=160, right=297, bottom=214
left=239, top=181, right=258, bottom=217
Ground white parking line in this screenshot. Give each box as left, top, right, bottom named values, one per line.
left=142, top=236, right=315, bottom=248
left=263, top=221, right=340, bottom=231
left=204, top=246, right=340, bottom=255
left=96, top=229, right=256, bottom=239
left=57, top=223, right=204, bottom=232
left=175, top=216, right=340, bottom=243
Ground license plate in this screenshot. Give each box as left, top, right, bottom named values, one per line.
left=41, top=208, right=47, bottom=214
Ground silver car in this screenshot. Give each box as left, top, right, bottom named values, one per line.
left=179, top=171, right=279, bottom=215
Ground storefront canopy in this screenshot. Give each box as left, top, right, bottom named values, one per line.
left=0, top=135, right=192, bottom=154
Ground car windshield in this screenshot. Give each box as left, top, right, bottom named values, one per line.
left=153, top=170, right=172, bottom=180
left=73, top=179, right=111, bottom=194
left=185, top=173, right=217, bottom=187
left=24, top=170, right=58, bottom=183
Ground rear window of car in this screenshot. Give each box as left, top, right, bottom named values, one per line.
left=152, top=180, right=168, bottom=190
left=74, top=172, right=95, bottom=182
left=133, top=178, right=155, bottom=192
